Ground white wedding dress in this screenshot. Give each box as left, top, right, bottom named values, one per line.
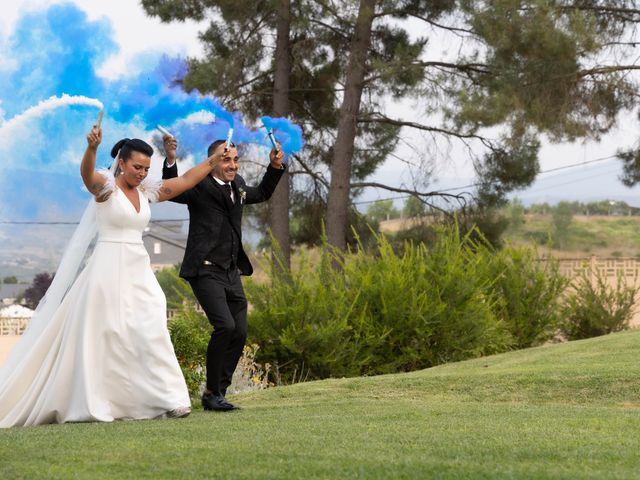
left=0, top=183, right=190, bottom=427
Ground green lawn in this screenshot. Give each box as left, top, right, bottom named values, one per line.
left=505, top=214, right=640, bottom=257
left=2, top=330, right=640, bottom=479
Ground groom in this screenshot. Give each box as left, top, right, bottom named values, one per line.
left=162, top=135, right=285, bottom=411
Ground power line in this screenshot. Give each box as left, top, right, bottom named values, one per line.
left=519, top=168, right=622, bottom=193
left=0, top=221, right=79, bottom=225
left=423, top=154, right=618, bottom=194
left=0, top=153, right=624, bottom=222
left=353, top=154, right=619, bottom=205
left=0, top=219, right=190, bottom=226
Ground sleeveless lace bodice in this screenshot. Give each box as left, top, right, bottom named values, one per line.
left=96, top=188, right=150, bottom=244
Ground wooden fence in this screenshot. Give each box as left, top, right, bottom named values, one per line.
left=0, top=317, right=30, bottom=335
left=555, top=256, right=640, bottom=280
left=3, top=257, right=640, bottom=335
left=540, top=256, right=640, bottom=328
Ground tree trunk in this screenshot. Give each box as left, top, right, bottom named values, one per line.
left=270, top=0, right=291, bottom=269
left=326, top=0, right=376, bottom=251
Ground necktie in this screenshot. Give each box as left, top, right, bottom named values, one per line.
left=224, top=183, right=234, bottom=203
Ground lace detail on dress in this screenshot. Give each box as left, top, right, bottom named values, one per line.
left=139, top=177, right=163, bottom=203
left=96, top=169, right=116, bottom=199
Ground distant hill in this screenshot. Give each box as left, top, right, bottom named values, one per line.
left=0, top=201, right=189, bottom=282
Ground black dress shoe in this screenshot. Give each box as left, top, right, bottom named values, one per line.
left=202, top=393, right=238, bottom=411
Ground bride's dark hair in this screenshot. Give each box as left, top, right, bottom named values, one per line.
left=111, top=138, right=153, bottom=161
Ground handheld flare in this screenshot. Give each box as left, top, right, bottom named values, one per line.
left=95, top=110, right=104, bottom=129
left=262, top=123, right=279, bottom=152
left=225, top=128, right=234, bottom=151
left=157, top=125, right=174, bottom=138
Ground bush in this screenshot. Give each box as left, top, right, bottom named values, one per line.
left=348, top=227, right=513, bottom=372
left=246, top=247, right=367, bottom=382
left=560, top=269, right=638, bottom=340
left=552, top=201, right=574, bottom=249
left=386, top=222, right=438, bottom=254
left=155, top=265, right=196, bottom=309
left=168, top=305, right=272, bottom=399
left=167, top=305, right=210, bottom=398
left=246, top=225, right=519, bottom=383
left=24, top=272, right=54, bottom=309
left=487, top=248, right=568, bottom=348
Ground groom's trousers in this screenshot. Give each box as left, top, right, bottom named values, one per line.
left=188, top=264, right=248, bottom=396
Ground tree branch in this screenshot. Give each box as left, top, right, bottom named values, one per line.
left=357, top=112, right=489, bottom=143
left=350, top=181, right=466, bottom=200
left=577, top=65, right=640, bottom=77
left=412, top=60, right=491, bottom=75
left=234, top=69, right=274, bottom=92
left=292, top=154, right=330, bottom=189
left=307, top=17, right=350, bottom=40
left=558, top=5, right=640, bottom=17
left=407, top=13, right=476, bottom=36
left=350, top=182, right=469, bottom=215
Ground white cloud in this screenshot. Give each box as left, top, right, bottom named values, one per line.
left=180, top=111, right=216, bottom=126
left=75, top=0, right=206, bottom=79
left=5, top=1, right=206, bottom=79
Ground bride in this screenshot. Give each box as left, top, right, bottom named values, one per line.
left=0, top=124, right=226, bottom=427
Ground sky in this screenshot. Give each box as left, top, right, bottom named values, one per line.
left=0, top=0, right=302, bottom=222
left=0, top=0, right=638, bottom=226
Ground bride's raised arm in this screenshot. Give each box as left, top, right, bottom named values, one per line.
left=80, top=125, right=108, bottom=199
left=155, top=142, right=225, bottom=203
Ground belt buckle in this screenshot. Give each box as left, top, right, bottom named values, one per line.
left=203, top=260, right=213, bottom=265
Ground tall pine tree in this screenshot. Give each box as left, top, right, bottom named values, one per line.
left=142, top=0, right=640, bottom=252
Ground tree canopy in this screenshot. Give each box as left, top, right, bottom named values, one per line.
left=141, top=0, right=640, bottom=251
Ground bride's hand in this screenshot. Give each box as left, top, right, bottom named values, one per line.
left=87, top=126, right=102, bottom=150
left=206, top=145, right=229, bottom=169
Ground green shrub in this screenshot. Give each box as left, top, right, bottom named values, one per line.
left=246, top=225, right=517, bottom=383
left=155, top=265, right=196, bottom=309
left=350, top=227, right=512, bottom=372
left=560, top=269, right=638, bottom=340
left=524, top=230, right=550, bottom=246
left=246, top=247, right=368, bottom=382
left=167, top=305, right=210, bottom=398
left=487, top=248, right=568, bottom=348
left=552, top=201, right=574, bottom=249
left=167, top=305, right=273, bottom=399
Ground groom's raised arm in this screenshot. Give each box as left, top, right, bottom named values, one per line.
left=244, top=147, right=287, bottom=204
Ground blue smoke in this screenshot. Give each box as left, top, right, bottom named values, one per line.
left=0, top=4, right=114, bottom=118
left=0, top=3, right=303, bottom=221
left=261, top=116, right=305, bottom=156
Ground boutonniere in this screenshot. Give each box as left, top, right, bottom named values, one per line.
left=238, top=187, right=247, bottom=205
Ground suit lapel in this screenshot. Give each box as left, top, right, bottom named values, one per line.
left=230, top=181, right=242, bottom=209
left=207, top=177, right=234, bottom=210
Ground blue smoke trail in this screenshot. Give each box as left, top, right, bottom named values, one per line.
left=261, top=116, right=305, bottom=155
left=0, top=3, right=303, bottom=221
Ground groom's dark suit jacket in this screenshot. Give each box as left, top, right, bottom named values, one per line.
left=162, top=162, right=285, bottom=279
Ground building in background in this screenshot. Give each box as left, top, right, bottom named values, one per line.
left=0, top=304, right=34, bottom=335
left=0, top=284, right=26, bottom=306
left=0, top=303, right=34, bottom=364
left=142, top=220, right=187, bottom=271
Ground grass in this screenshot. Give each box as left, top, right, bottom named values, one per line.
left=504, top=214, right=640, bottom=257
left=2, top=330, right=640, bottom=479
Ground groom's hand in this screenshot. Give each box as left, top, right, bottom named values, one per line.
left=269, top=143, right=285, bottom=169
left=163, top=135, right=178, bottom=164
